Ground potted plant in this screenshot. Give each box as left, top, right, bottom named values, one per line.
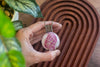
left=0, top=0, right=42, bottom=67
left=0, top=0, right=18, bottom=21
left=0, top=0, right=42, bottom=21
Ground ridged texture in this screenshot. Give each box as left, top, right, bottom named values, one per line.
left=42, top=32, right=58, bottom=50
left=31, top=0, right=100, bottom=67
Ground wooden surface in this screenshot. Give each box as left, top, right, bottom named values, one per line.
left=84, top=0, right=100, bottom=67
left=19, top=0, right=100, bottom=67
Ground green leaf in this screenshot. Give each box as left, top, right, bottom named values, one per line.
left=8, top=50, right=25, bottom=67
left=13, top=20, right=23, bottom=31
left=5, top=0, right=43, bottom=17
left=3, top=37, right=21, bottom=51
left=0, top=53, right=11, bottom=67
left=1, top=22, right=16, bottom=38
left=0, top=9, right=16, bottom=38
left=0, top=36, right=21, bottom=51
left=0, top=9, right=25, bottom=67
left=0, top=50, right=25, bottom=67
left=0, top=39, right=6, bottom=54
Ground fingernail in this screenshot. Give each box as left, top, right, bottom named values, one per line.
left=55, top=50, right=60, bottom=56
left=51, top=50, right=60, bottom=60
left=60, top=24, right=62, bottom=27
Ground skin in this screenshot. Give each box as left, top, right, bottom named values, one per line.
left=16, top=21, right=62, bottom=67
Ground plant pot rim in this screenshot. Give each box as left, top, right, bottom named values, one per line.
left=11, top=10, right=19, bottom=21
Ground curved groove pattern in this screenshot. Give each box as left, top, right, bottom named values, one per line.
left=31, top=0, right=100, bottom=67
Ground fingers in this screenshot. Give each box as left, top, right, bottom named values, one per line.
left=30, top=34, right=43, bottom=45
left=25, top=21, right=62, bottom=36
left=34, top=50, right=60, bottom=63
left=29, top=21, right=62, bottom=45
left=30, top=27, right=60, bottom=45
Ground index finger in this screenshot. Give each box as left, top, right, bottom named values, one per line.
left=25, top=21, right=62, bottom=34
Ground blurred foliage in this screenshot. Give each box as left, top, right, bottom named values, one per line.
left=0, top=9, right=25, bottom=67
left=13, top=20, right=23, bottom=32
left=0, top=0, right=43, bottom=67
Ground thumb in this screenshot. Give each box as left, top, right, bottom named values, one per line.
left=35, top=50, right=60, bottom=62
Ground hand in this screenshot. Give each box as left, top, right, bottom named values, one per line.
left=16, top=21, right=62, bottom=67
